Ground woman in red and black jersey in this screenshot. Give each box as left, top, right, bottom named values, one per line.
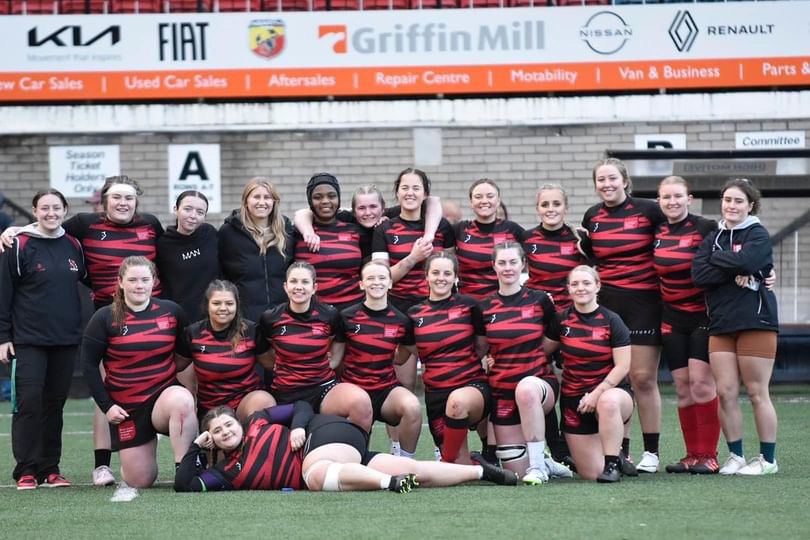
left=523, top=184, right=587, bottom=310
left=653, top=176, right=721, bottom=474
left=260, top=262, right=373, bottom=432
left=581, top=158, right=666, bottom=472
left=403, top=252, right=489, bottom=464
left=372, top=169, right=455, bottom=392
left=81, top=256, right=197, bottom=489
left=545, top=266, right=634, bottom=483
left=1, top=175, right=166, bottom=486
left=455, top=179, right=524, bottom=301
left=294, top=174, right=364, bottom=311
left=176, top=280, right=276, bottom=422
left=0, top=189, right=86, bottom=489
left=334, top=260, right=422, bottom=458
left=479, top=242, right=569, bottom=484
left=174, top=401, right=517, bottom=492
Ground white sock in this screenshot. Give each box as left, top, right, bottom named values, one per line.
left=476, top=465, right=484, bottom=480
left=527, top=441, right=547, bottom=471
left=390, top=441, right=401, bottom=456
left=399, top=449, right=415, bottom=459
left=379, top=475, right=392, bottom=490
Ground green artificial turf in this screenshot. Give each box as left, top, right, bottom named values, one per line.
left=1, top=387, right=808, bottom=539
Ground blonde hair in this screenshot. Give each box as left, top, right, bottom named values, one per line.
left=112, top=256, right=156, bottom=329
left=240, top=178, right=287, bottom=256
left=567, top=265, right=601, bottom=285
left=535, top=184, right=584, bottom=244
left=658, top=175, right=690, bottom=193
left=351, top=184, right=386, bottom=213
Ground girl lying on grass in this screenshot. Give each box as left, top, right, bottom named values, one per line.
left=174, top=401, right=517, bottom=493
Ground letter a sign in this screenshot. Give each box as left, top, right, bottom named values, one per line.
left=167, top=144, right=221, bottom=213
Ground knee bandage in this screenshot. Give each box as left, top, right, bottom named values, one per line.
left=495, top=444, right=527, bottom=463
left=322, top=463, right=344, bottom=492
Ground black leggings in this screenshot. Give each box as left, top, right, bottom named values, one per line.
left=11, top=344, right=76, bottom=481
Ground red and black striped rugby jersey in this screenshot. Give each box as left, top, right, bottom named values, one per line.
left=82, top=298, right=186, bottom=411
left=372, top=216, right=454, bottom=302
left=177, top=320, right=266, bottom=412
left=64, top=212, right=163, bottom=307
left=522, top=224, right=585, bottom=310
left=335, top=303, right=415, bottom=391
left=480, top=287, right=556, bottom=394
left=547, top=305, right=631, bottom=397
left=407, top=294, right=486, bottom=391
left=260, top=300, right=340, bottom=392
left=455, top=219, right=525, bottom=300
left=294, top=221, right=364, bottom=308
left=581, top=197, right=664, bottom=291
left=654, top=214, right=716, bottom=316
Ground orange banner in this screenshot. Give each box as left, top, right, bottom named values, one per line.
left=1, top=57, right=808, bottom=101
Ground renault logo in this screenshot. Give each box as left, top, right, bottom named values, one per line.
left=669, top=10, right=698, bottom=52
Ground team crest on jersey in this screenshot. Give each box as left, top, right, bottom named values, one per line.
left=448, top=307, right=464, bottom=320
left=661, top=322, right=673, bottom=335
left=68, top=258, right=79, bottom=272
left=493, top=233, right=507, bottom=245
left=249, top=19, right=285, bottom=59
left=592, top=327, right=607, bottom=340
left=156, top=316, right=172, bottom=330
left=560, top=244, right=575, bottom=255
left=732, top=244, right=742, bottom=252
left=312, top=323, right=327, bottom=336
left=338, top=233, right=352, bottom=242
left=137, top=230, right=151, bottom=240
left=521, top=306, right=534, bottom=319
left=118, top=419, right=136, bottom=442
left=35, top=263, right=46, bottom=272
left=624, top=217, right=639, bottom=230
left=679, top=236, right=694, bottom=248
left=384, top=325, right=398, bottom=338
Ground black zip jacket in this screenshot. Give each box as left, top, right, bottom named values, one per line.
left=691, top=216, right=778, bottom=335
left=218, top=212, right=294, bottom=322
left=0, top=229, right=87, bottom=346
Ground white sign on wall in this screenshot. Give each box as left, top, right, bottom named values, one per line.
left=167, top=144, right=221, bottom=213
left=735, top=131, right=805, bottom=149
left=49, top=145, right=120, bottom=198
left=634, top=134, right=687, bottom=150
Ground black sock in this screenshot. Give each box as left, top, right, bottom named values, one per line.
left=621, top=438, right=631, bottom=458
left=605, top=455, right=621, bottom=468
left=642, top=433, right=660, bottom=455
left=95, top=449, right=112, bottom=468
left=175, top=462, right=181, bottom=471
left=484, top=444, right=498, bottom=463
left=479, top=436, right=488, bottom=452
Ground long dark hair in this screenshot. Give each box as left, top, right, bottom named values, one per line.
left=32, top=188, right=69, bottom=209
left=204, top=280, right=247, bottom=350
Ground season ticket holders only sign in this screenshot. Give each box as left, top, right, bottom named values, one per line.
left=1, top=2, right=808, bottom=101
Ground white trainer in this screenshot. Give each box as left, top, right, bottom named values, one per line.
left=544, top=456, right=574, bottom=479
left=92, top=465, right=116, bottom=486
left=718, top=453, right=746, bottom=475
left=434, top=447, right=442, bottom=462
left=522, top=467, right=549, bottom=485
left=736, top=454, right=778, bottom=476
left=636, top=451, right=660, bottom=473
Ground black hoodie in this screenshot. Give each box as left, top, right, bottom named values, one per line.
left=156, top=222, right=220, bottom=323
left=218, top=211, right=294, bottom=322
left=692, top=216, right=778, bottom=335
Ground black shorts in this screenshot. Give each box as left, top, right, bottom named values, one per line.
left=560, top=385, right=633, bottom=436
left=490, top=376, right=559, bottom=426
left=273, top=379, right=338, bottom=413
left=661, top=317, right=709, bottom=372
left=367, top=384, right=402, bottom=425
left=425, top=380, right=491, bottom=447
left=110, top=389, right=168, bottom=452
left=303, top=415, right=377, bottom=466
left=599, top=285, right=661, bottom=346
